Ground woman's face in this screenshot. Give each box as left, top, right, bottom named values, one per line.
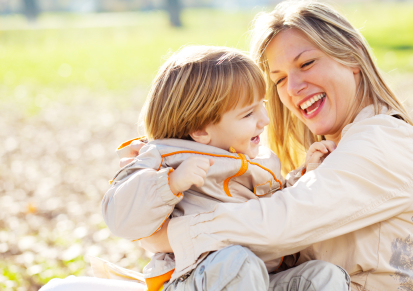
left=266, top=28, right=361, bottom=142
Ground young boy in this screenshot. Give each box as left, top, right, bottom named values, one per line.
left=100, top=46, right=348, bottom=291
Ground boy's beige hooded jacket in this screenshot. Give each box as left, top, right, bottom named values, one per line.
left=101, top=139, right=302, bottom=287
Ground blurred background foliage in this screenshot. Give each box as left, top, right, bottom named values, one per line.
left=0, top=0, right=412, bottom=290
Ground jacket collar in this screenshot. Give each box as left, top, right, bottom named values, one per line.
left=341, top=105, right=399, bottom=137
left=149, top=138, right=246, bottom=158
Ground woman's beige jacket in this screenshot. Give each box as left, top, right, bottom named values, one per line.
left=168, top=106, right=413, bottom=291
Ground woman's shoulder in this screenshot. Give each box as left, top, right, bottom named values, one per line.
left=334, top=111, right=413, bottom=184
left=342, top=108, right=413, bottom=143
left=313, top=112, right=413, bottom=198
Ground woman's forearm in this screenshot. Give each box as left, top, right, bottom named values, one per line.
left=170, top=170, right=411, bottom=269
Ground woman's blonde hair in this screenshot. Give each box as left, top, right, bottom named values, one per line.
left=142, top=45, right=266, bottom=140
left=250, top=0, right=413, bottom=174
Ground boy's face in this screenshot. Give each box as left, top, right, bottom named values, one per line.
left=205, top=96, right=270, bottom=159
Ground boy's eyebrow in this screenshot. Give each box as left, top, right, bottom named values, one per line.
left=236, top=100, right=262, bottom=117
left=238, top=105, right=254, bottom=115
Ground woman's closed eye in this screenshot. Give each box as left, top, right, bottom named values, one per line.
left=301, top=60, right=315, bottom=68
left=275, top=60, right=315, bottom=86
left=275, top=77, right=285, bottom=86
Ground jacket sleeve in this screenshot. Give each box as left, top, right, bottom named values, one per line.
left=102, top=144, right=183, bottom=241
left=285, top=162, right=321, bottom=188
left=285, top=165, right=306, bottom=187
left=168, top=115, right=413, bottom=273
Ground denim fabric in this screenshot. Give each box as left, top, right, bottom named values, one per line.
left=165, top=245, right=350, bottom=291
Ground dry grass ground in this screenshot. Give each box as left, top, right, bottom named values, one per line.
left=0, top=90, right=151, bottom=290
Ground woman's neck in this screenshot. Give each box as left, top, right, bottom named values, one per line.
left=325, top=132, right=342, bottom=145
left=324, top=99, right=373, bottom=145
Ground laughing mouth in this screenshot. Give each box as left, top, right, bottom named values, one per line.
left=251, top=135, right=260, bottom=142
left=300, top=93, right=326, bottom=115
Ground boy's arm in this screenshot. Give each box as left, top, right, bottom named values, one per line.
left=102, top=145, right=183, bottom=241
left=304, top=140, right=336, bottom=170
left=285, top=166, right=306, bottom=187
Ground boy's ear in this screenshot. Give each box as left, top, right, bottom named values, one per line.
left=190, top=128, right=211, bottom=145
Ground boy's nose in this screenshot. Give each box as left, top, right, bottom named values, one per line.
left=259, top=109, right=270, bottom=128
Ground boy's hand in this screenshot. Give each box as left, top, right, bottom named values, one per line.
left=305, top=140, right=336, bottom=168
left=169, top=157, right=215, bottom=194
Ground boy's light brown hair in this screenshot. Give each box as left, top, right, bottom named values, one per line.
left=142, top=45, right=266, bottom=140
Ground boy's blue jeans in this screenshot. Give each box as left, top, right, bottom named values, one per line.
left=165, top=245, right=351, bottom=291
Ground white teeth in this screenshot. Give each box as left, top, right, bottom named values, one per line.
left=300, top=93, right=325, bottom=110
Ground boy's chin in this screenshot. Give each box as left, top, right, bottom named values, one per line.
left=247, top=150, right=258, bottom=159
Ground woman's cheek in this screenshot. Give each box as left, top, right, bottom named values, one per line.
left=277, top=88, right=288, bottom=106
left=279, top=91, right=298, bottom=115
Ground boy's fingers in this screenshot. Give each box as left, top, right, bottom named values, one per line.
left=194, top=167, right=207, bottom=179
left=308, top=151, right=325, bottom=164
left=196, top=157, right=213, bottom=171
left=320, top=140, right=337, bottom=152
left=311, top=143, right=328, bottom=153
left=120, top=157, right=135, bottom=168
left=193, top=175, right=205, bottom=187
left=209, top=159, right=215, bottom=166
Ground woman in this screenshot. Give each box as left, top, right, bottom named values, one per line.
left=41, top=1, right=413, bottom=290
left=137, top=1, right=413, bottom=291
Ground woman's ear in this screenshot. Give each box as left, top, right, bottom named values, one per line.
left=190, top=128, right=211, bottom=145
left=352, top=66, right=361, bottom=74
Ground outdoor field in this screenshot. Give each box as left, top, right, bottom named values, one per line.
left=1, top=2, right=413, bottom=290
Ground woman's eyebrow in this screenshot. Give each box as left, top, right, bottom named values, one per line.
left=293, top=49, right=311, bottom=62
left=270, top=49, right=316, bottom=74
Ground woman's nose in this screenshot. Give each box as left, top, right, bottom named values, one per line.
left=286, top=72, right=307, bottom=97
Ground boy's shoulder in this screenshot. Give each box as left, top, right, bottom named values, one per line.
left=148, top=138, right=236, bottom=156
left=253, top=146, right=279, bottom=161
left=117, top=138, right=281, bottom=167
left=250, top=146, right=283, bottom=179
left=142, top=140, right=282, bottom=174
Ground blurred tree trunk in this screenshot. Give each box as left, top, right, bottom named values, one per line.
left=23, top=0, right=39, bottom=22
left=166, top=0, right=182, bottom=27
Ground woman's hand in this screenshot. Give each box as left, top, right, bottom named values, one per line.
left=139, top=218, right=173, bottom=253
left=119, top=140, right=146, bottom=167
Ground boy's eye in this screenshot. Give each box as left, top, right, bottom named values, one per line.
left=244, top=112, right=253, bottom=118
